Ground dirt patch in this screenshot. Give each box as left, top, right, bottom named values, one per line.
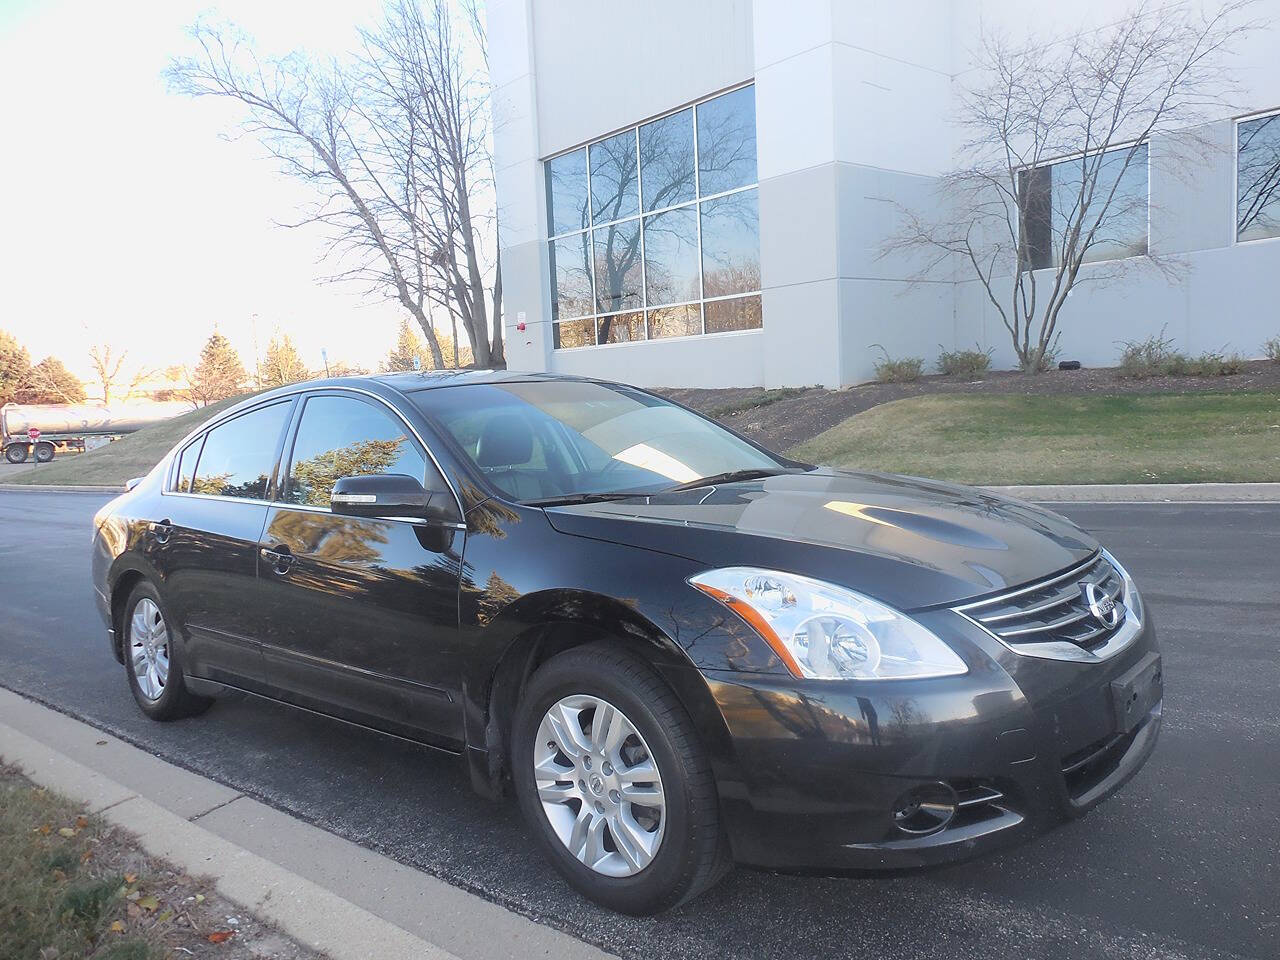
left=661, top=359, right=1280, bottom=453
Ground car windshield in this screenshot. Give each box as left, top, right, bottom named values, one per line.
left=412, top=380, right=788, bottom=503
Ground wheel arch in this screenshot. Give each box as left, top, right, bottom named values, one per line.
left=466, top=588, right=737, bottom=800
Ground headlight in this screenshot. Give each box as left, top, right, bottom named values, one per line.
left=688, top=567, right=967, bottom=680
left=1102, top=548, right=1143, bottom=622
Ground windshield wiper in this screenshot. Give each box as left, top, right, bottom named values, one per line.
left=525, top=492, right=649, bottom=507
left=663, top=468, right=787, bottom=493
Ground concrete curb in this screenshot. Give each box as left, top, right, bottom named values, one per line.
left=0, top=688, right=613, bottom=960
left=0, top=483, right=124, bottom=493
left=983, top=481, right=1280, bottom=502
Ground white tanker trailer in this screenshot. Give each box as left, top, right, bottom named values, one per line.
left=1, top=402, right=188, bottom=463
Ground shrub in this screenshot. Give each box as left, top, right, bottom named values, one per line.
left=1117, top=328, right=1188, bottom=379
left=937, top=345, right=993, bottom=379
left=1186, top=351, right=1246, bottom=377
left=1264, top=336, right=1280, bottom=362
left=871, top=345, right=924, bottom=383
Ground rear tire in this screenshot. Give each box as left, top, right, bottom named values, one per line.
left=5, top=444, right=28, bottom=464
left=511, top=643, right=730, bottom=914
left=34, top=442, right=54, bottom=463
left=122, top=581, right=213, bottom=721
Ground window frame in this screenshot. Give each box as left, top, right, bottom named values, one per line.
left=161, top=387, right=465, bottom=525
left=1014, top=138, right=1152, bottom=272
left=278, top=391, right=438, bottom=511
left=1233, top=107, right=1280, bottom=247
left=165, top=398, right=297, bottom=504
left=544, top=81, right=761, bottom=350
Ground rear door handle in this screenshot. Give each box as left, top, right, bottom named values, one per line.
left=260, top=545, right=296, bottom=575
left=148, top=519, right=173, bottom=544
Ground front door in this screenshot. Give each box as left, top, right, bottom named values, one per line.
left=256, top=392, right=465, bottom=745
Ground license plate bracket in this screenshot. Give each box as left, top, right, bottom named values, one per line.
left=1110, top=652, right=1162, bottom=734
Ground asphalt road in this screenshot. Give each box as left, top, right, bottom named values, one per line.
left=1, top=490, right=1276, bottom=960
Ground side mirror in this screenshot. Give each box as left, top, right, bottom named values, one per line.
left=330, top=474, right=448, bottom=522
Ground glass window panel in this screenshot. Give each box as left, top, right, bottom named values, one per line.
left=1022, top=145, right=1149, bottom=270
left=597, top=312, right=645, bottom=344
left=704, top=295, right=762, bottom=334
left=175, top=437, right=202, bottom=493
left=697, top=86, right=757, bottom=195
left=643, top=205, right=700, bottom=306
left=590, top=131, right=639, bottom=224
left=285, top=395, right=427, bottom=508
left=700, top=188, right=760, bottom=297
left=1238, top=114, right=1280, bottom=243
left=190, top=401, right=291, bottom=500
left=647, top=303, right=702, bottom=339
left=550, top=233, right=594, bottom=319
left=640, top=109, right=695, bottom=212
left=593, top=219, right=643, bottom=313
left=546, top=148, right=590, bottom=236
left=553, top=318, right=596, bottom=349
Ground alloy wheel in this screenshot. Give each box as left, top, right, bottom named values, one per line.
left=533, top=694, right=666, bottom=877
left=129, top=598, right=170, bottom=701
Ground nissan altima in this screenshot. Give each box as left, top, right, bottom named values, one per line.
left=91, top=371, right=1162, bottom=914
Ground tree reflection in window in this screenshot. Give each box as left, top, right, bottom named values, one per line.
left=285, top=395, right=428, bottom=508
left=289, top=437, right=410, bottom=508
left=1238, top=113, right=1280, bottom=243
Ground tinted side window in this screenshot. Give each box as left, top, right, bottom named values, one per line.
left=174, top=437, right=203, bottom=493
left=285, top=394, right=428, bottom=508
left=191, top=402, right=291, bottom=500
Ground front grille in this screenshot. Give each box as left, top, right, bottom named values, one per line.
left=956, top=552, right=1125, bottom=653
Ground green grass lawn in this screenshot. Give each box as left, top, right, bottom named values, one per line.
left=5, top=395, right=250, bottom=487
left=789, top=391, right=1280, bottom=485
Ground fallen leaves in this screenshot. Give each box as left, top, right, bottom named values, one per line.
left=206, top=930, right=235, bottom=944
left=109, top=921, right=125, bottom=934
left=56, top=827, right=75, bottom=838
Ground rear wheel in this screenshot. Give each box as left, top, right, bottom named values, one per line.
left=512, top=643, right=729, bottom=914
left=122, top=581, right=212, bottom=720
left=5, top=443, right=28, bottom=464
left=33, top=442, right=54, bottom=463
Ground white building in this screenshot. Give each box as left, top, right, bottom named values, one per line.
left=489, top=0, right=1280, bottom=389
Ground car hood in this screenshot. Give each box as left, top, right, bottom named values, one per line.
left=542, top=470, right=1099, bottom=610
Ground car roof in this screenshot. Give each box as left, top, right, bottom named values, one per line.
left=370, top=369, right=599, bottom=391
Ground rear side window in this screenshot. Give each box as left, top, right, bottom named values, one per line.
left=173, top=437, right=203, bottom=493
left=190, top=402, right=292, bottom=500
left=284, top=394, right=429, bottom=508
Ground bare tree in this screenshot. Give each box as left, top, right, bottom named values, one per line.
left=166, top=0, right=502, bottom=370
left=888, top=1, right=1257, bottom=372
left=88, top=344, right=151, bottom=405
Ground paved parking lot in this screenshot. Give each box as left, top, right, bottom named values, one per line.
left=0, top=489, right=1276, bottom=959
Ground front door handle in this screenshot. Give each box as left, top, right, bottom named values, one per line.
left=260, top=545, right=296, bottom=576
left=148, top=519, right=173, bottom=545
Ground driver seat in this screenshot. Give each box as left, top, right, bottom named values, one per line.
left=474, top=413, right=554, bottom=500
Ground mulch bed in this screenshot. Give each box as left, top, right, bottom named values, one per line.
left=661, top=360, right=1280, bottom=453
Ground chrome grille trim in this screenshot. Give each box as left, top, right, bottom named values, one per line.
left=954, top=551, right=1142, bottom=663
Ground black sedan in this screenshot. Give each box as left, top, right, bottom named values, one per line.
left=91, top=371, right=1162, bottom=914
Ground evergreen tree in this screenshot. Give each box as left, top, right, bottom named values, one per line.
left=260, top=333, right=311, bottom=388
left=0, top=330, right=32, bottom=407
left=384, top=318, right=428, bottom=372
left=16, top=356, right=86, bottom=403
left=186, top=332, right=247, bottom=407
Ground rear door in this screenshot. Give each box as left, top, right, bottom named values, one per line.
left=155, top=399, right=295, bottom=689
left=255, top=391, right=466, bottom=745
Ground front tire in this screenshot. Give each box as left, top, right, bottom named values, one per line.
left=512, top=643, right=729, bottom=914
left=122, top=581, right=212, bottom=720
left=5, top=443, right=28, bottom=463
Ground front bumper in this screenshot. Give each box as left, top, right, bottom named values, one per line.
left=703, top=609, right=1162, bottom=872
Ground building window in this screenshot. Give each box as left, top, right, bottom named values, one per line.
left=1018, top=143, right=1149, bottom=270
left=546, top=84, right=760, bottom=349
left=1238, top=112, right=1280, bottom=243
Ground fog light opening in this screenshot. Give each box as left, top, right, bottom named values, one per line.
left=892, top=783, right=958, bottom=835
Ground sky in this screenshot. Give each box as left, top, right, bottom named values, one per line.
left=0, top=0, right=434, bottom=386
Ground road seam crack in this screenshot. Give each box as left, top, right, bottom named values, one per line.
left=188, top=793, right=245, bottom=822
